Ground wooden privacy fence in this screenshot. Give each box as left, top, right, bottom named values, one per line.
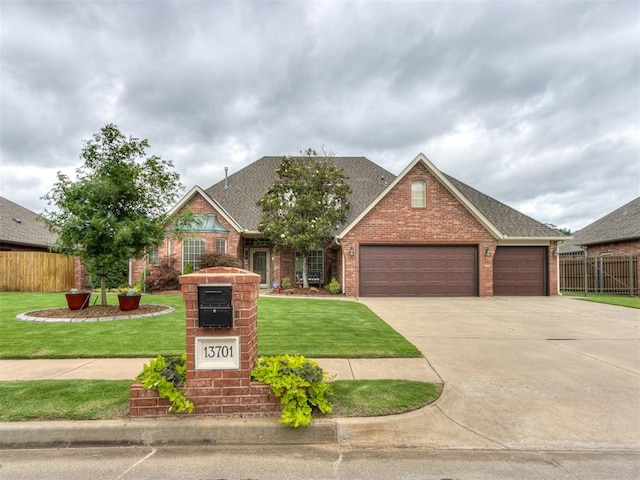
left=560, top=255, right=638, bottom=296
left=0, top=251, right=74, bottom=292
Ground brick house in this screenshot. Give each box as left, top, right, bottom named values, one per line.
left=132, top=153, right=567, bottom=297
left=558, top=196, right=640, bottom=258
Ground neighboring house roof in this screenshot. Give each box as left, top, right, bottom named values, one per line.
left=559, top=196, right=640, bottom=253
left=204, top=156, right=395, bottom=233
left=338, top=153, right=565, bottom=241
left=0, top=196, right=57, bottom=249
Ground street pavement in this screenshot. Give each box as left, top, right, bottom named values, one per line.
left=1, top=296, right=638, bottom=454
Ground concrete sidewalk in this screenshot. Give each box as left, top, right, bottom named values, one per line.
left=0, top=357, right=440, bottom=383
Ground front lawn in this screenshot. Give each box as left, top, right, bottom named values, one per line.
left=0, top=293, right=421, bottom=359
left=0, top=379, right=440, bottom=422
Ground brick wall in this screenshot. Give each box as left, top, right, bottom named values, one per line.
left=130, top=267, right=281, bottom=418
left=583, top=239, right=640, bottom=257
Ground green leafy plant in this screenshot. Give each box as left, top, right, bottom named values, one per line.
left=326, top=277, right=341, bottom=295
left=251, top=354, right=332, bottom=428
left=183, top=262, right=195, bottom=274
left=281, top=277, right=292, bottom=290
left=136, top=353, right=194, bottom=413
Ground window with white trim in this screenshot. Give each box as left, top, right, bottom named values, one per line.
left=216, top=238, right=227, bottom=253
left=147, top=249, right=159, bottom=265
left=411, top=180, right=426, bottom=207
left=183, top=238, right=205, bottom=272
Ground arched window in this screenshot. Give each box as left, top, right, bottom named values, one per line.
left=411, top=180, right=426, bottom=207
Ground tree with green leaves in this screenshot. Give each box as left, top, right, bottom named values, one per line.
left=43, top=124, right=183, bottom=305
left=257, top=150, right=351, bottom=288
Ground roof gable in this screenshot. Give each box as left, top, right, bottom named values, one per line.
left=0, top=196, right=57, bottom=248
left=167, top=186, right=242, bottom=232
left=338, top=153, right=565, bottom=240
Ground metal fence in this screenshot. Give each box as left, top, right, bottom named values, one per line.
left=559, top=254, right=638, bottom=296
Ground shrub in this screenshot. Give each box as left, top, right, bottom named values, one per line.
left=136, top=354, right=194, bottom=414
left=326, top=277, right=341, bottom=295
left=281, top=277, right=292, bottom=290
left=198, top=251, right=243, bottom=269
left=252, top=354, right=332, bottom=428
left=144, top=255, right=180, bottom=292
left=183, top=262, right=195, bottom=274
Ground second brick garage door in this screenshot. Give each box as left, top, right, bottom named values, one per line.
left=493, top=246, right=548, bottom=296
left=359, top=245, right=478, bottom=296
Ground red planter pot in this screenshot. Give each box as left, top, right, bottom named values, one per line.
left=118, top=295, right=141, bottom=311
left=65, top=292, right=91, bottom=310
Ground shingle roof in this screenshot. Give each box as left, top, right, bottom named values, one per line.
left=559, top=196, right=640, bottom=252
left=444, top=175, right=563, bottom=238
left=201, top=154, right=565, bottom=240
left=0, top=196, right=57, bottom=248
left=205, top=156, right=395, bottom=232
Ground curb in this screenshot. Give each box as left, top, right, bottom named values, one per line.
left=0, top=417, right=338, bottom=449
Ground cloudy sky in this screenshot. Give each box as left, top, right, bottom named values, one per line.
left=1, top=0, right=638, bottom=232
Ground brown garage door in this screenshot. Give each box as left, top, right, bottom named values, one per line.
left=493, top=246, right=547, bottom=296
left=359, top=245, right=478, bottom=297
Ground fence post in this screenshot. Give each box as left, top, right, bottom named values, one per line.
left=629, top=255, right=635, bottom=297
left=583, top=255, right=588, bottom=296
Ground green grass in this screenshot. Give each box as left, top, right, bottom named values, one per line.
left=0, top=379, right=440, bottom=422
left=565, top=294, right=640, bottom=309
left=329, top=380, right=441, bottom=417
left=0, top=292, right=432, bottom=421
left=258, top=297, right=421, bottom=357
left=0, top=380, right=132, bottom=421
left=0, top=293, right=186, bottom=358
left=0, top=293, right=421, bottom=359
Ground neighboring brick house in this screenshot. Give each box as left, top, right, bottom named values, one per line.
left=132, top=153, right=567, bottom=297
left=558, top=197, right=640, bottom=258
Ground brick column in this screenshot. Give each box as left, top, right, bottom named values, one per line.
left=130, top=267, right=280, bottom=418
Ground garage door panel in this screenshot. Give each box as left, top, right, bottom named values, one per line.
left=360, top=245, right=477, bottom=297
left=493, top=246, right=547, bottom=296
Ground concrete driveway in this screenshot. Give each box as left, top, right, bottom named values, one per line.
left=341, top=296, right=640, bottom=451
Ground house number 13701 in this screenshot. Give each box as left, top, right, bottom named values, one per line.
left=203, top=345, right=233, bottom=358
left=195, top=336, right=240, bottom=370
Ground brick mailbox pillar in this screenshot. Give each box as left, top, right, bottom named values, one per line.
left=130, top=267, right=281, bottom=418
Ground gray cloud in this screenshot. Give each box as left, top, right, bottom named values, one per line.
left=1, top=0, right=638, bottom=231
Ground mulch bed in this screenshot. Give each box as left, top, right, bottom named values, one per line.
left=25, top=304, right=170, bottom=319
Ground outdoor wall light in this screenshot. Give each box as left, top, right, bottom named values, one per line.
left=484, top=247, right=491, bottom=257
left=349, top=246, right=355, bottom=257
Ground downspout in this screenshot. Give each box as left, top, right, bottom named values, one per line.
left=555, top=240, right=564, bottom=295
left=334, top=236, right=346, bottom=295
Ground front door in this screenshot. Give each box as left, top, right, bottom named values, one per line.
left=250, top=248, right=270, bottom=287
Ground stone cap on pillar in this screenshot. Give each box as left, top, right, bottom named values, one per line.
left=179, top=267, right=261, bottom=286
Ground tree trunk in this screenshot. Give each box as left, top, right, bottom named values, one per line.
left=100, top=273, right=108, bottom=306
left=302, top=251, right=309, bottom=289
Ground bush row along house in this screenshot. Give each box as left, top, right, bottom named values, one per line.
left=132, top=153, right=569, bottom=297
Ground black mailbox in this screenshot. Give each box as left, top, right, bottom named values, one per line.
left=198, top=284, right=233, bottom=328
